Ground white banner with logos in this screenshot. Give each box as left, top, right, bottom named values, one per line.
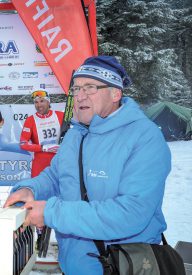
left=0, top=13, right=65, bottom=95
left=0, top=103, right=65, bottom=187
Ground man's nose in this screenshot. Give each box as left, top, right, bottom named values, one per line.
left=36, top=102, right=43, bottom=108
left=76, top=87, right=88, bottom=101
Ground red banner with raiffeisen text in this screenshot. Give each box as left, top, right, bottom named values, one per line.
left=11, top=0, right=97, bottom=94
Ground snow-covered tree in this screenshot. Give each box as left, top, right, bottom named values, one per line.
left=97, top=0, right=192, bottom=107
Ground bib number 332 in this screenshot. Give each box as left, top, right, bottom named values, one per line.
left=42, top=128, right=57, bottom=139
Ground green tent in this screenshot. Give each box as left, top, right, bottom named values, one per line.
left=145, top=101, right=192, bottom=141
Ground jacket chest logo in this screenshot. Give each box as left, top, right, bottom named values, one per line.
left=87, top=169, right=108, bottom=179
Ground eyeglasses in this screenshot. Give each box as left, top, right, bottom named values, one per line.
left=70, top=84, right=109, bottom=96
left=31, top=90, right=48, bottom=99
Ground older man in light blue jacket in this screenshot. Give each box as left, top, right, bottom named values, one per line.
left=4, top=56, right=171, bottom=275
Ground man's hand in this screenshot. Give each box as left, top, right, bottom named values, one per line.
left=23, top=201, right=46, bottom=228
left=3, top=188, right=34, bottom=208
left=42, top=144, right=60, bottom=153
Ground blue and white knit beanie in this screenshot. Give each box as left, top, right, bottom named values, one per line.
left=73, top=55, right=131, bottom=89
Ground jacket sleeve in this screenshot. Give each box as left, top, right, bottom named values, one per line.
left=20, top=116, right=42, bottom=152
left=44, top=126, right=171, bottom=240
left=11, top=150, right=61, bottom=200
left=11, top=127, right=81, bottom=201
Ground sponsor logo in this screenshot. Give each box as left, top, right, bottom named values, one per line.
left=40, top=83, right=60, bottom=89
left=0, top=40, right=19, bottom=55
left=0, top=160, right=31, bottom=171
left=0, top=55, right=19, bottom=60
left=25, top=0, right=72, bottom=63
left=87, top=169, right=109, bottom=179
left=9, top=71, right=20, bottom=80
left=34, top=60, right=49, bottom=66
left=0, top=86, right=12, bottom=91
left=23, top=72, right=38, bottom=78
left=40, top=83, right=46, bottom=89
left=43, top=71, right=55, bottom=77
left=0, top=62, right=24, bottom=67
left=0, top=174, right=26, bottom=181
left=17, top=85, right=33, bottom=91
left=0, top=26, right=13, bottom=30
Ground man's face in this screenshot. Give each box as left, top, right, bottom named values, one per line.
left=73, top=77, right=121, bottom=125
left=34, top=97, right=50, bottom=115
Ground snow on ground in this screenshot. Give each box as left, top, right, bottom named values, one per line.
left=0, top=140, right=192, bottom=274
left=163, top=140, right=192, bottom=247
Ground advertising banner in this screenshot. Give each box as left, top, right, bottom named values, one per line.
left=0, top=1, right=97, bottom=205
left=0, top=13, right=64, bottom=95
left=12, top=0, right=96, bottom=93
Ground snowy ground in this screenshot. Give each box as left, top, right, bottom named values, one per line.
left=163, top=140, right=192, bottom=247
left=0, top=140, right=192, bottom=274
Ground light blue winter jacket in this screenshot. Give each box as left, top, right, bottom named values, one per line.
left=12, top=97, right=171, bottom=274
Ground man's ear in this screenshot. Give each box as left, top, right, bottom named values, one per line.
left=112, top=89, right=122, bottom=102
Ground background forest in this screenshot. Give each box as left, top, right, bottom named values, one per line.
left=96, top=0, right=192, bottom=107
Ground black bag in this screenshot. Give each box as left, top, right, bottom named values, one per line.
left=79, top=138, right=186, bottom=275
left=100, top=240, right=186, bottom=275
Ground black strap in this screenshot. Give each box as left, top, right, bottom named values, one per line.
left=79, top=137, right=88, bottom=201
left=79, top=137, right=107, bottom=259
left=161, top=233, right=168, bottom=245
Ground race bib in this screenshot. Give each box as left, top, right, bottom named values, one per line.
left=34, top=112, right=60, bottom=145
